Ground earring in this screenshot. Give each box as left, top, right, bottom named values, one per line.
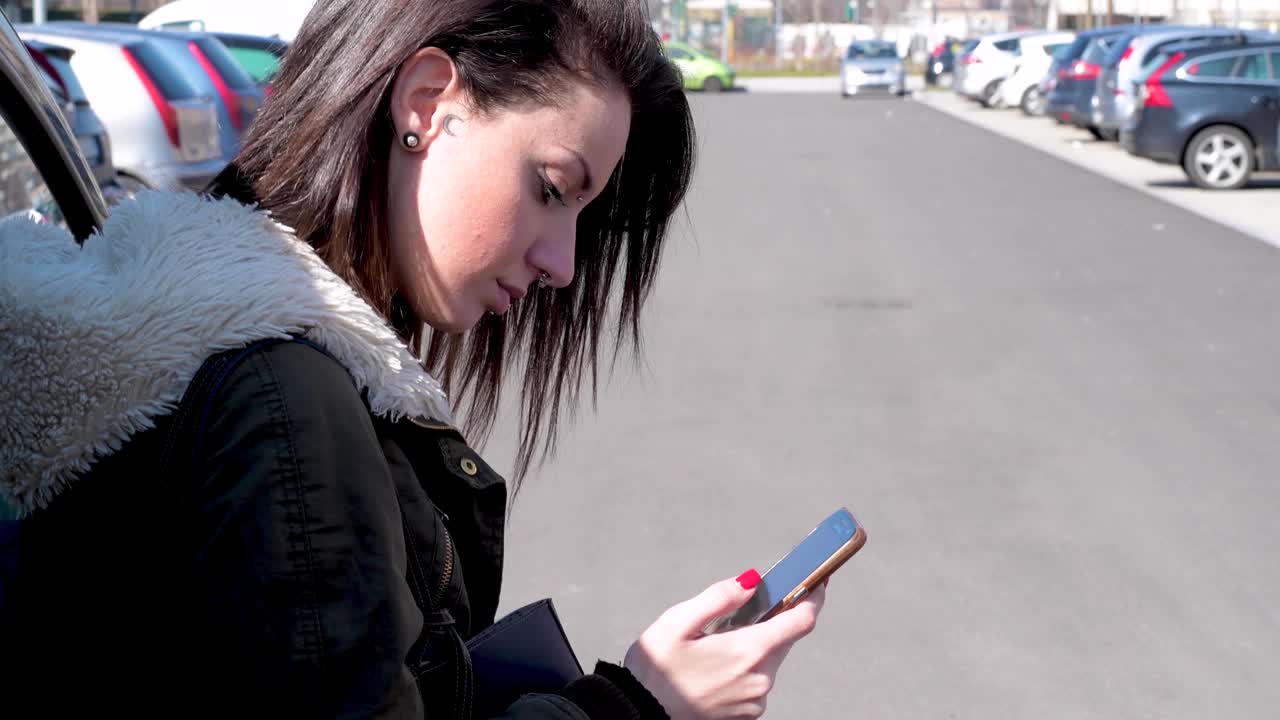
left=401, top=132, right=421, bottom=150
left=537, top=272, right=551, bottom=288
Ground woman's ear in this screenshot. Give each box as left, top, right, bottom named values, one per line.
left=390, top=47, right=463, bottom=147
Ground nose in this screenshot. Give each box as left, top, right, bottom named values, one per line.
left=528, top=221, right=576, bottom=289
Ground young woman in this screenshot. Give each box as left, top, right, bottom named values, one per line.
left=0, top=1, right=826, bottom=717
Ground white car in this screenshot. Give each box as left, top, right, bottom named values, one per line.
left=138, top=0, right=314, bottom=42
left=957, top=30, right=1046, bottom=107
left=998, top=31, right=1075, bottom=115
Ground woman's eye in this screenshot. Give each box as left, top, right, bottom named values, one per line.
left=540, top=175, right=568, bottom=208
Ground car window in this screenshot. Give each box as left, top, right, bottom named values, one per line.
left=993, top=38, right=1019, bottom=53
left=224, top=46, right=281, bottom=85
left=0, top=110, right=66, bottom=228
left=1137, top=51, right=1173, bottom=81
left=1234, top=52, right=1271, bottom=81
left=1270, top=51, right=1280, bottom=79
left=667, top=47, right=692, bottom=61
left=1083, top=38, right=1115, bottom=64
left=847, top=42, right=897, bottom=59
left=193, top=38, right=257, bottom=91
left=1188, top=54, right=1239, bottom=79
left=126, top=41, right=200, bottom=100
left=158, top=20, right=204, bottom=32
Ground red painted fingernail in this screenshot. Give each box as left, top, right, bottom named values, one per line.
left=736, top=569, right=761, bottom=590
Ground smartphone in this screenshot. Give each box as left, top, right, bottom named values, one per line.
left=703, top=507, right=866, bottom=634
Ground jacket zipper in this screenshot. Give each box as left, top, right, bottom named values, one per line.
left=431, top=511, right=455, bottom=609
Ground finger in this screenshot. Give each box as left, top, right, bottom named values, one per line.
left=660, top=570, right=762, bottom=637
left=737, top=592, right=821, bottom=648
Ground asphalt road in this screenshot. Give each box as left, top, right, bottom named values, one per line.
left=488, top=93, right=1280, bottom=718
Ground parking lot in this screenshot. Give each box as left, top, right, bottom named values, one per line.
left=917, top=89, right=1280, bottom=248
left=496, top=90, right=1280, bottom=718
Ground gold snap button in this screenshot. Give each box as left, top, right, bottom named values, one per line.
left=460, top=458, right=479, bottom=476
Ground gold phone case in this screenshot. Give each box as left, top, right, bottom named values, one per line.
left=759, top=525, right=867, bottom=622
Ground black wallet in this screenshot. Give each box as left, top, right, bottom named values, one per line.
left=466, top=598, right=584, bottom=714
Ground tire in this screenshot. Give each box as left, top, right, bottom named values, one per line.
left=1087, top=126, right=1105, bottom=141
left=1020, top=86, right=1045, bottom=116
left=1098, top=128, right=1120, bottom=143
left=1183, top=125, right=1253, bottom=190
left=703, top=76, right=723, bottom=93
left=980, top=80, right=1002, bottom=108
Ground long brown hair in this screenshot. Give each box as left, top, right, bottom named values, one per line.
left=234, top=0, right=695, bottom=486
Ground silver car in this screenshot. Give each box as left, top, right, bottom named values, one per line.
left=22, top=38, right=128, bottom=203
left=18, top=23, right=242, bottom=192
left=841, top=40, right=906, bottom=97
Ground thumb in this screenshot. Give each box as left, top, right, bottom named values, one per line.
left=663, top=570, right=763, bottom=638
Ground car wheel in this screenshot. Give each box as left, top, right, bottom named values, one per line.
left=1098, top=128, right=1120, bottom=142
left=980, top=80, right=1002, bottom=108
left=1020, top=86, right=1045, bottom=116
left=1183, top=125, right=1253, bottom=190
left=703, top=76, right=723, bottom=93
left=1087, top=126, right=1105, bottom=141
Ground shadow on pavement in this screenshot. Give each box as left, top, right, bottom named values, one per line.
left=1147, top=177, right=1280, bottom=191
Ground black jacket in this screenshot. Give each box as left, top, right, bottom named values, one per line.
left=0, top=188, right=666, bottom=719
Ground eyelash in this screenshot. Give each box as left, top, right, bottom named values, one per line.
left=539, top=174, right=568, bottom=208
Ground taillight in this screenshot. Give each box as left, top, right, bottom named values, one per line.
left=931, top=44, right=944, bottom=58
left=187, top=40, right=243, bottom=131
left=1142, top=51, right=1184, bottom=109
left=1121, top=47, right=1134, bottom=62
left=1070, top=61, right=1101, bottom=80
left=963, top=54, right=981, bottom=65
left=25, top=45, right=68, bottom=98
left=122, top=46, right=179, bottom=148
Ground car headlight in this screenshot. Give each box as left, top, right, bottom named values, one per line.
left=934, top=62, right=944, bottom=73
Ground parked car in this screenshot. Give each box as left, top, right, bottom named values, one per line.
left=19, top=22, right=259, bottom=191
left=208, top=31, right=288, bottom=89
left=841, top=40, right=906, bottom=97
left=0, top=14, right=104, bottom=238
left=998, top=31, right=1075, bottom=115
left=1122, top=41, right=1280, bottom=189
left=957, top=30, right=1044, bottom=107
left=664, top=40, right=735, bottom=92
left=925, top=38, right=973, bottom=87
left=138, top=0, right=313, bottom=43
left=22, top=39, right=123, bottom=201
left=1045, top=26, right=1135, bottom=138
left=1098, top=27, right=1277, bottom=140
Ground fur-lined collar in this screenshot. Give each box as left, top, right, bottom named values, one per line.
left=0, top=190, right=452, bottom=516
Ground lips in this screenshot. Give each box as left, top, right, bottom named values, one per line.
left=498, top=280, right=527, bottom=301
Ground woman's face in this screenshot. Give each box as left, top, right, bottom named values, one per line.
left=387, top=50, right=631, bottom=334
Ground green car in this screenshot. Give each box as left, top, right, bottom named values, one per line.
left=664, top=41, right=735, bottom=92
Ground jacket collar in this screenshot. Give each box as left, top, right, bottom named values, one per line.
left=0, top=190, right=453, bottom=516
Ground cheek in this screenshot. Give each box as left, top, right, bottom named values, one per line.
left=416, top=155, right=534, bottom=284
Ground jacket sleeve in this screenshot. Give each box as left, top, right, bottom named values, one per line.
left=182, top=341, right=668, bottom=719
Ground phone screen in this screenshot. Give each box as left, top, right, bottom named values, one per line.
left=707, top=508, right=861, bottom=633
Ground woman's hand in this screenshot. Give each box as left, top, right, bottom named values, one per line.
left=623, top=572, right=827, bottom=720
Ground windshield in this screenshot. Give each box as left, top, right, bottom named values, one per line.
left=847, top=42, right=897, bottom=60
